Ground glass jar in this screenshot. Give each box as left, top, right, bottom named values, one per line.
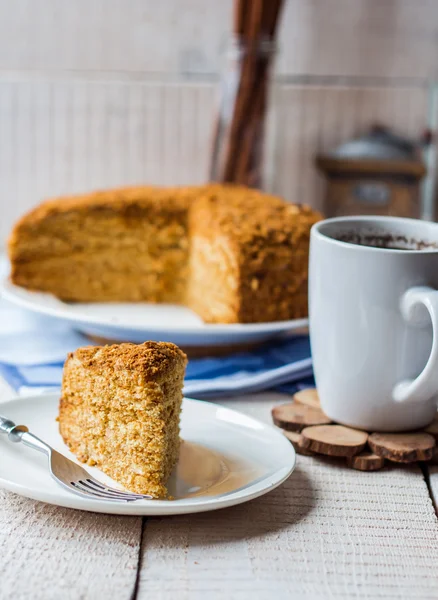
left=209, top=36, right=277, bottom=189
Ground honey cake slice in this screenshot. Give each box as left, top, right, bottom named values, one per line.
left=59, top=341, right=187, bottom=498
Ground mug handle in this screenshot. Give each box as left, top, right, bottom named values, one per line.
left=394, top=286, right=438, bottom=404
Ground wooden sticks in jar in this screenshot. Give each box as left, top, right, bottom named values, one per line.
left=210, top=0, right=284, bottom=187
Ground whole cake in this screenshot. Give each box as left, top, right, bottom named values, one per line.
left=59, top=341, right=187, bottom=498
left=8, top=184, right=321, bottom=323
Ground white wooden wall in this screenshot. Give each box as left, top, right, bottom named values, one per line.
left=1, top=0, right=438, bottom=243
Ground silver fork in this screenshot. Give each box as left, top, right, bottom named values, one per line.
left=0, top=415, right=152, bottom=502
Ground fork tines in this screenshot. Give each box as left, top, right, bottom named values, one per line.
left=71, top=478, right=152, bottom=502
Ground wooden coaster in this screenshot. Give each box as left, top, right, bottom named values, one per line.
left=300, top=425, right=368, bottom=457
left=293, top=389, right=320, bottom=409
left=271, top=402, right=331, bottom=432
left=272, top=388, right=438, bottom=471
left=347, top=452, right=385, bottom=471
left=283, top=430, right=314, bottom=456
left=368, top=432, right=435, bottom=463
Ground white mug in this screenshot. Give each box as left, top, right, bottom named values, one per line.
left=309, top=215, right=438, bottom=432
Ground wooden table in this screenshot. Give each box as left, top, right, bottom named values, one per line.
left=1, top=379, right=438, bottom=600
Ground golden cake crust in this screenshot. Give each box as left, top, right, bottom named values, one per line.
left=69, top=341, right=187, bottom=381
left=192, top=184, right=320, bottom=252
left=194, top=184, right=313, bottom=239
left=12, top=185, right=193, bottom=225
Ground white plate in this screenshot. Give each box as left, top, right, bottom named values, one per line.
left=1, top=280, right=308, bottom=346
left=0, top=393, right=295, bottom=515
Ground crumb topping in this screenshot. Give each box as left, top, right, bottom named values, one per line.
left=191, top=184, right=321, bottom=247
left=69, top=341, right=187, bottom=378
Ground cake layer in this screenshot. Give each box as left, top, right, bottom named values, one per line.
left=59, top=341, right=187, bottom=498
left=12, top=249, right=188, bottom=302
left=9, top=184, right=321, bottom=323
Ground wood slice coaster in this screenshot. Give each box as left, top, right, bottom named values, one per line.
left=293, top=389, right=320, bottom=409
left=300, top=425, right=368, bottom=457
left=347, top=452, right=385, bottom=471
left=271, top=402, right=331, bottom=432
left=368, top=432, right=435, bottom=463
left=283, top=431, right=314, bottom=456
left=272, top=388, right=438, bottom=471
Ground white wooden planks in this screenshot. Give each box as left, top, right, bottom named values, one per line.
left=426, top=464, right=438, bottom=516
left=138, top=395, right=438, bottom=600
left=0, top=0, right=232, bottom=75
left=1, top=0, right=438, bottom=79
left=0, top=491, right=142, bottom=600
left=0, top=385, right=143, bottom=600
left=278, top=0, right=438, bottom=79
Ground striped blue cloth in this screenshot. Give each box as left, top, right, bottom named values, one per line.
left=0, top=299, right=313, bottom=398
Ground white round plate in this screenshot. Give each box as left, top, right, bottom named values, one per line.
left=0, top=393, right=296, bottom=515
left=1, top=280, right=308, bottom=346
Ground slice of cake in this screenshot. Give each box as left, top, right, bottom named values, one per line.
left=59, top=341, right=187, bottom=498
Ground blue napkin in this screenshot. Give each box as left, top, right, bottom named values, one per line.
left=0, top=299, right=313, bottom=398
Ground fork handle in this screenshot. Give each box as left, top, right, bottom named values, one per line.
left=0, top=414, right=51, bottom=456
left=0, top=415, right=26, bottom=438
